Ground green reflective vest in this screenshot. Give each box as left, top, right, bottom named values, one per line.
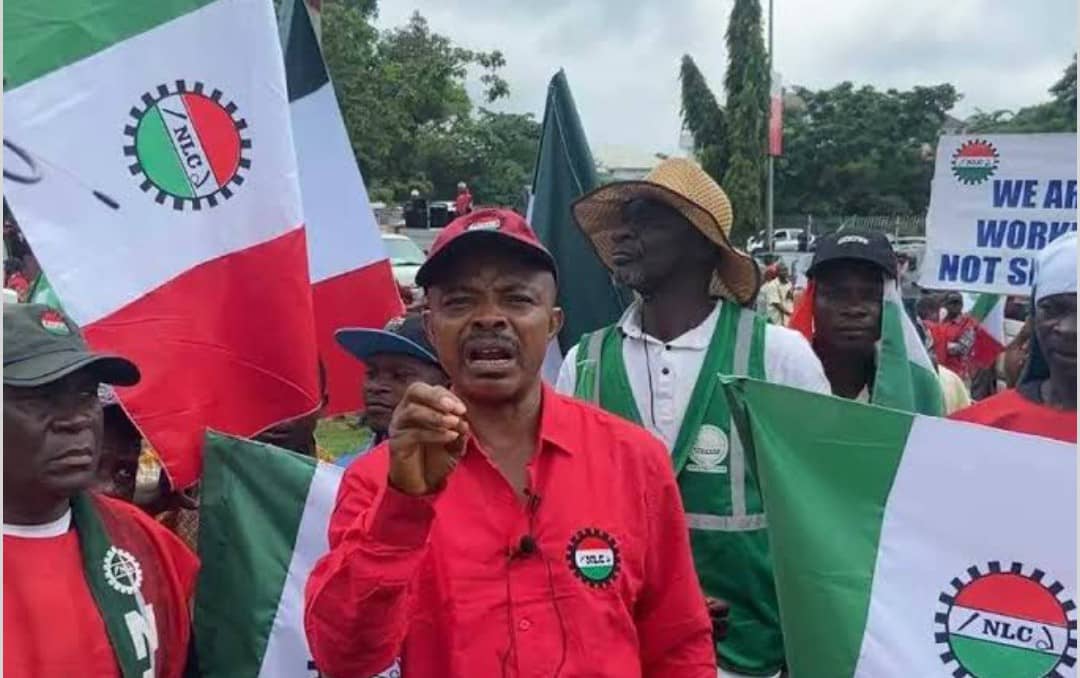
left=574, top=301, right=783, bottom=675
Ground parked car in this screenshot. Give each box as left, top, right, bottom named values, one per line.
left=894, top=235, right=926, bottom=248
left=746, top=228, right=814, bottom=254
left=382, top=233, right=427, bottom=288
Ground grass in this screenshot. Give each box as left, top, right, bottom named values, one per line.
left=315, top=415, right=372, bottom=458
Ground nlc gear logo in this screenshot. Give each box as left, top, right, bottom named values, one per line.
left=936, top=561, right=1076, bottom=677
left=566, top=528, right=620, bottom=588
left=124, top=81, right=250, bottom=210
left=951, top=139, right=999, bottom=185
left=102, top=546, right=144, bottom=596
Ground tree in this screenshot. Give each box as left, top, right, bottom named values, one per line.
left=966, top=56, right=1077, bottom=133
left=321, top=6, right=527, bottom=204
left=417, top=109, right=540, bottom=209
left=680, top=55, right=728, bottom=183
left=723, top=0, right=770, bottom=244
left=775, top=82, right=960, bottom=216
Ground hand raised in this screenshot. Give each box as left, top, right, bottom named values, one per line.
left=705, top=596, right=730, bottom=642
left=387, top=383, right=469, bottom=496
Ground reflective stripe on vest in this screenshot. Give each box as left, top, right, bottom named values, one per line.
left=685, top=308, right=765, bottom=532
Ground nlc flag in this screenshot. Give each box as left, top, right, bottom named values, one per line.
left=195, top=432, right=399, bottom=677
left=725, top=378, right=1076, bottom=678
left=4, top=0, right=320, bottom=488
left=280, top=0, right=403, bottom=416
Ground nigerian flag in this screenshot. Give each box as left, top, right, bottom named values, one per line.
left=528, top=70, right=630, bottom=362
left=725, top=378, right=1076, bottom=678
left=195, top=433, right=398, bottom=677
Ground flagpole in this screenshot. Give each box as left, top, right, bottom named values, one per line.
left=766, top=0, right=775, bottom=252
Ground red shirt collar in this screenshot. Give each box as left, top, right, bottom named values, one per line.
left=462, top=383, right=576, bottom=458
left=537, top=383, right=575, bottom=455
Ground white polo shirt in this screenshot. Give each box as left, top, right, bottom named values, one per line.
left=556, top=299, right=830, bottom=451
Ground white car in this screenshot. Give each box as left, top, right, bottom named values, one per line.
left=382, top=233, right=426, bottom=288
left=746, top=228, right=814, bottom=253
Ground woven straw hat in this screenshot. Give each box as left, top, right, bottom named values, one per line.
left=571, top=158, right=760, bottom=305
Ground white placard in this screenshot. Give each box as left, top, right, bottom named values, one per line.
left=919, top=134, right=1077, bottom=295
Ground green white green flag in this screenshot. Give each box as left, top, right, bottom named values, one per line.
left=528, top=70, right=630, bottom=363
left=195, top=432, right=398, bottom=677
left=724, top=378, right=1076, bottom=677
left=27, top=273, right=64, bottom=312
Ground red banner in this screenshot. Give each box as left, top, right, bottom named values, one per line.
left=769, top=72, right=783, bottom=157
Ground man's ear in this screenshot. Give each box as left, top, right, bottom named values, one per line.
left=422, top=307, right=435, bottom=346
left=549, top=306, right=565, bottom=343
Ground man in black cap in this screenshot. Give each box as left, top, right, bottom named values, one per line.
left=4, top=304, right=198, bottom=678
left=789, top=230, right=944, bottom=414
left=333, top=313, right=449, bottom=468
left=802, top=231, right=896, bottom=400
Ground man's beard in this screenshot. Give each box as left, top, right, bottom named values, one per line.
left=612, top=267, right=648, bottom=293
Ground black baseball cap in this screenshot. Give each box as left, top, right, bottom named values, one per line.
left=335, top=314, right=442, bottom=368
left=4, top=304, right=140, bottom=387
left=806, top=230, right=897, bottom=279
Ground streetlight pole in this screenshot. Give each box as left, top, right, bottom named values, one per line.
left=765, top=0, right=775, bottom=252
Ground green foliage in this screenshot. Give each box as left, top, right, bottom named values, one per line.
left=321, top=5, right=533, bottom=206
left=775, top=82, right=960, bottom=216
left=722, top=0, right=769, bottom=244
left=323, top=0, right=377, bottom=18
left=416, top=109, right=540, bottom=210
left=966, top=56, right=1077, bottom=133
left=680, top=55, right=728, bottom=182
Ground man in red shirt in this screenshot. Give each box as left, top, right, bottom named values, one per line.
left=935, top=291, right=977, bottom=379
left=952, top=233, right=1076, bottom=442
left=3, top=304, right=199, bottom=678
left=305, top=209, right=714, bottom=677
left=454, top=180, right=473, bottom=217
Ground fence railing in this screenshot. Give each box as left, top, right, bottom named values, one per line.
left=773, top=214, right=926, bottom=237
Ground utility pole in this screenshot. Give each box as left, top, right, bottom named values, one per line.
left=765, top=0, right=775, bottom=252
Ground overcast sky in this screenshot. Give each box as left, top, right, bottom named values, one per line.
left=374, top=1, right=1077, bottom=155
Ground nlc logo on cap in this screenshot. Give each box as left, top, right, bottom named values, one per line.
left=40, top=309, right=71, bottom=336
left=466, top=218, right=501, bottom=232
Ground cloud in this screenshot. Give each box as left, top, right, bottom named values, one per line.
left=372, top=1, right=1076, bottom=154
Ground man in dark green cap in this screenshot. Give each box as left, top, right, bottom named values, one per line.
left=4, top=303, right=198, bottom=678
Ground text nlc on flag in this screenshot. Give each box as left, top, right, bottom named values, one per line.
left=4, top=0, right=323, bottom=487
left=722, top=377, right=1076, bottom=678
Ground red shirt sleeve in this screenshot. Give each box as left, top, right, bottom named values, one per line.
left=304, top=447, right=439, bottom=677
left=633, top=437, right=716, bottom=677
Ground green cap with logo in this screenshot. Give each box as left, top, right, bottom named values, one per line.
left=3, top=304, right=140, bottom=388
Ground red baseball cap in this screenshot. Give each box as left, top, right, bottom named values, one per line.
left=415, top=208, right=558, bottom=288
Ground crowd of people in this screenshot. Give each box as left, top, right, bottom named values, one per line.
left=4, top=157, right=1076, bottom=677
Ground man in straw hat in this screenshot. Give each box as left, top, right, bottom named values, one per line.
left=556, top=158, right=829, bottom=677
left=952, top=232, right=1076, bottom=442
left=306, top=208, right=715, bottom=677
